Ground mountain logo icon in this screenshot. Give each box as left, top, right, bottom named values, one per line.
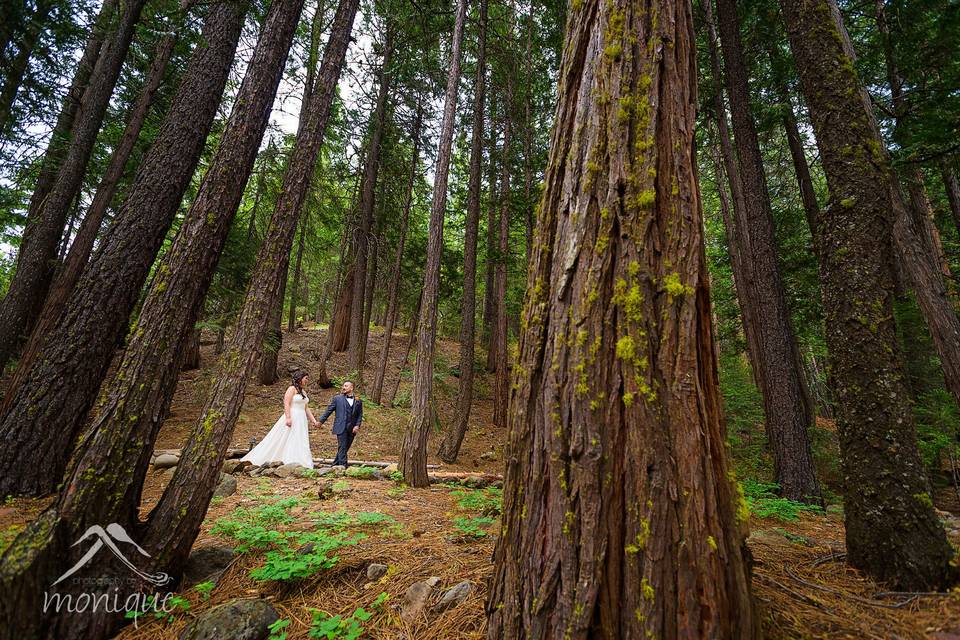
left=51, top=523, right=171, bottom=587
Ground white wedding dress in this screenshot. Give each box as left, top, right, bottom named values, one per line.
left=241, top=393, right=314, bottom=468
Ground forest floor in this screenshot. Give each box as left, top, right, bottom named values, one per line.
left=2, top=323, right=959, bottom=639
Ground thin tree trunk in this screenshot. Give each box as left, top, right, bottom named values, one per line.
left=779, top=0, right=955, bottom=590
left=492, top=44, right=514, bottom=430
left=483, top=90, right=498, bottom=353
left=9, top=27, right=179, bottom=385
left=288, top=214, right=308, bottom=331
left=777, top=84, right=820, bottom=240
left=486, top=0, right=757, bottom=634
left=260, top=272, right=288, bottom=385
left=0, top=0, right=248, bottom=498
left=0, top=0, right=142, bottom=369
left=399, top=0, right=468, bottom=488
left=386, top=292, right=421, bottom=407
left=438, top=0, right=486, bottom=461
left=523, top=1, right=533, bottom=264
left=349, top=30, right=393, bottom=385
left=370, top=102, right=422, bottom=404
left=0, top=0, right=53, bottom=133
left=715, top=0, right=821, bottom=503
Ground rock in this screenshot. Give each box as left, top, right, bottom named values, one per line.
left=182, top=544, right=234, bottom=587
left=479, top=450, right=497, bottom=461
left=747, top=529, right=793, bottom=548
left=383, top=463, right=398, bottom=476
left=213, top=475, right=237, bottom=498
left=154, top=453, right=180, bottom=469
left=223, top=459, right=252, bottom=474
left=367, top=563, right=388, bottom=580
left=332, top=482, right=352, bottom=497
left=163, top=466, right=177, bottom=481
left=424, top=576, right=441, bottom=588
left=434, top=580, right=472, bottom=611
left=825, top=504, right=843, bottom=515
left=331, top=465, right=346, bottom=472
left=274, top=462, right=304, bottom=478
left=248, top=466, right=264, bottom=477
left=179, top=598, right=278, bottom=640
left=263, top=461, right=283, bottom=469
left=401, top=578, right=439, bottom=622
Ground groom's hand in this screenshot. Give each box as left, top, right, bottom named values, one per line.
left=352, top=425, right=359, bottom=434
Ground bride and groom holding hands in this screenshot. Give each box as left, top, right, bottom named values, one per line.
left=241, top=371, right=363, bottom=469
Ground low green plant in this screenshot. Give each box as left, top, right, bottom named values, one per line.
left=193, top=581, right=215, bottom=601
left=452, top=516, right=496, bottom=539
left=390, top=470, right=404, bottom=483
left=451, top=486, right=502, bottom=516
left=124, top=594, right=191, bottom=624
left=345, top=465, right=378, bottom=479
left=249, top=531, right=358, bottom=582
left=308, top=593, right=389, bottom=640
left=741, top=480, right=823, bottom=522
left=268, top=618, right=291, bottom=640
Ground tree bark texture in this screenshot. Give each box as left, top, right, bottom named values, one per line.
left=486, top=0, right=758, bottom=635
left=0, top=0, right=247, bottom=498
left=779, top=0, right=955, bottom=591
left=492, top=48, right=514, bottom=430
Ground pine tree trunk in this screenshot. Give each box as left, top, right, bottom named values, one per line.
left=349, top=32, right=393, bottom=384
left=941, top=157, right=960, bottom=234
left=9, top=27, right=178, bottom=386
left=140, top=0, right=356, bottom=585
left=715, top=0, right=821, bottom=503
left=288, top=216, right=308, bottom=331
left=386, top=293, right=421, bottom=407
left=370, top=102, right=423, bottom=404
left=0, top=0, right=144, bottom=369
left=486, top=0, right=758, bottom=635
left=0, top=0, right=247, bottom=498
left=492, top=54, right=513, bottom=430
left=779, top=0, right=955, bottom=590
left=777, top=85, right=820, bottom=240
left=438, top=0, right=486, bottom=461
left=523, top=2, right=533, bottom=264
left=483, top=91, right=499, bottom=354
left=330, top=260, right=355, bottom=351
left=399, top=0, right=468, bottom=488
left=0, top=0, right=52, bottom=133
left=260, top=273, right=288, bottom=385
left=182, top=326, right=201, bottom=370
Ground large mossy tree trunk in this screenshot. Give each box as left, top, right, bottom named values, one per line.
left=0, top=0, right=146, bottom=370
left=399, top=0, right=468, bottom=488
left=714, top=0, right=821, bottom=504
left=438, top=0, right=486, bottom=462
left=779, top=0, right=955, bottom=591
left=0, top=0, right=247, bottom=499
left=485, top=0, right=758, bottom=636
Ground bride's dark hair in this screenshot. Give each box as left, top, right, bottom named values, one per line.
left=292, top=370, right=308, bottom=397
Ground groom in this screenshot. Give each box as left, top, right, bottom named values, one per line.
left=319, top=380, right=363, bottom=467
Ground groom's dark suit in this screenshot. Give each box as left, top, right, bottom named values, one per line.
left=319, top=394, right=363, bottom=466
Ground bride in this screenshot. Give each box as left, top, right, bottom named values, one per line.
left=241, top=370, right=318, bottom=468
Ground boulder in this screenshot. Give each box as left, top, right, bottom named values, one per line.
left=401, top=578, right=439, bottom=622
left=182, top=544, right=234, bottom=587
left=434, top=580, right=472, bottom=612
left=213, top=475, right=237, bottom=499
left=179, top=598, right=278, bottom=640
left=274, top=462, right=304, bottom=478
left=153, top=453, right=180, bottom=469
left=263, top=461, right=284, bottom=469
left=223, top=459, right=252, bottom=475
left=163, top=466, right=177, bottom=481
left=366, top=563, right=388, bottom=580
left=382, top=463, right=399, bottom=476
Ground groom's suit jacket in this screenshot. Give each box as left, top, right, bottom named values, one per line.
left=319, top=394, right=363, bottom=435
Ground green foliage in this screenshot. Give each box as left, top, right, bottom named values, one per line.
left=740, top=480, right=823, bottom=522
left=717, top=355, right=771, bottom=481
left=124, top=594, right=190, bottom=624
left=249, top=531, right=356, bottom=582
left=451, top=486, right=503, bottom=516
left=193, top=581, right=215, bottom=601
left=914, top=388, right=960, bottom=469
left=345, top=465, right=378, bottom=479
left=452, top=516, right=496, bottom=538
left=308, top=593, right=389, bottom=640
left=268, top=618, right=291, bottom=640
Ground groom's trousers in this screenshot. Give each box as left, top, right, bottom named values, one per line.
left=333, top=429, right=355, bottom=466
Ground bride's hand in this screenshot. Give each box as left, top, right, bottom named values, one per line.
left=285, top=417, right=292, bottom=427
